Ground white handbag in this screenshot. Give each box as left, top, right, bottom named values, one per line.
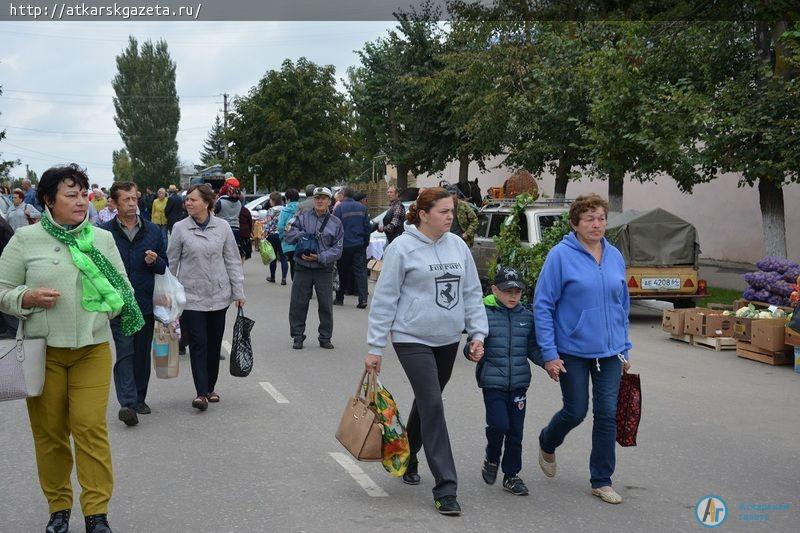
left=0, top=319, right=47, bottom=401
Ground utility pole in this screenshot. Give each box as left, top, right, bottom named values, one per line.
left=222, top=93, right=229, bottom=161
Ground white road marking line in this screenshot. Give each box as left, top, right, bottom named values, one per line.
left=259, top=382, right=290, bottom=404
left=329, top=452, right=388, bottom=497
left=221, top=340, right=231, bottom=356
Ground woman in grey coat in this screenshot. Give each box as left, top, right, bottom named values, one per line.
left=6, top=188, right=41, bottom=231
left=168, top=184, right=245, bottom=411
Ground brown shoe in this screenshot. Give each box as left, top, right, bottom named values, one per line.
left=206, top=391, right=220, bottom=403
left=192, top=396, right=208, bottom=410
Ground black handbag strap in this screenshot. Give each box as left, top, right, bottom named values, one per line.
left=316, top=213, right=331, bottom=236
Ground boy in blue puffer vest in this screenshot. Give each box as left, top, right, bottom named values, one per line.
left=466, top=266, right=543, bottom=496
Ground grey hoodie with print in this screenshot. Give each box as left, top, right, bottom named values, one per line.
left=367, top=224, right=488, bottom=356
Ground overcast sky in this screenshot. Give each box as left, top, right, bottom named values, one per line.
left=0, top=21, right=397, bottom=187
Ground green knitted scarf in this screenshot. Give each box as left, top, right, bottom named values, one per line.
left=40, top=213, right=145, bottom=336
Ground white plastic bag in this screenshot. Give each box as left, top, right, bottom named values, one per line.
left=152, top=270, right=186, bottom=324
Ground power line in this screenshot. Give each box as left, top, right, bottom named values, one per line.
left=2, top=89, right=221, bottom=99
left=0, top=95, right=221, bottom=107
left=0, top=152, right=114, bottom=169
left=0, top=124, right=213, bottom=136
left=1, top=141, right=113, bottom=167
left=0, top=26, right=391, bottom=47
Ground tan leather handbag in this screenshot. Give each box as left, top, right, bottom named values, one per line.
left=335, top=368, right=383, bottom=461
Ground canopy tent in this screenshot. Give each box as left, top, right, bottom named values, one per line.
left=606, top=208, right=699, bottom=267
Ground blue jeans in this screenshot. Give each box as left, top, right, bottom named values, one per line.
left=539, top=354, right=622, bottom=488
left=110, top=314, right=155, bottom=409
left=484, top=388, right=527, bottom=476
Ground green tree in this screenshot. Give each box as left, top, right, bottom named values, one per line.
left=416, top=17, right=508, bottom=186
left=349, top=3, right=452, bottom=190
left=25, top=167, right=38, bottom=184
left=199, top=115, right=227, bottom=167
left=112, top=148, right=134, bottom=182
left=635, top=19, right=799, bottom=258
left=695, top=21, right=800, bottom=258
left=227, top=58, right=351, bottom=191
left=349, top=38, right=415, bottom=190
left=500, top=22, right=594, bottom=199
left=112, top=37, right=180, bottom=190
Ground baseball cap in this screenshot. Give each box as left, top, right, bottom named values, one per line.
left=312, top=187, right=333, bottom=198
left=494, top=266, right=526, bottom=291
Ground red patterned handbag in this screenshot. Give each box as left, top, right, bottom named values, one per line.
left=616, top=371, right=641, bottom=447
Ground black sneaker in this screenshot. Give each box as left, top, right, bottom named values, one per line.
left=502, top=475, right=529, bottom=496
left=319, top=340, right=334, bottom=349
left=482, top=458, right=499, bottom=485
left=333, top=298, right=344, bottom=306
left=357, top=301, right=368, bottom=309
left=46, top=509, right=70, bottom=533
left=84, top=513, right=112, bottom=532
left=434, top=495, right=461, bottom=516
left=118, top=407, right=138, bottom=426
left=134, top=402, right=151, bottom=415
left=293, top=339, right=303, bottom=350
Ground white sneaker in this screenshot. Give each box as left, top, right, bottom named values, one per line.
left=591, top=487, right=623, bottom=504
left=538, top=447, right=556, bottom=478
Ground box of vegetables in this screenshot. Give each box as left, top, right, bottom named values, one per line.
left=732, top=304, right=789, bottom=342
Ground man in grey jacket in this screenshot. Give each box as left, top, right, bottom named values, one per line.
left=285, top=187, right=344, bottom=349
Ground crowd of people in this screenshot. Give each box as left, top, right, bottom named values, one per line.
left=0, top=165, right=632, bottom=529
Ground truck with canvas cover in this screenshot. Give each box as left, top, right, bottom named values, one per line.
left=606, top=208, right=706, bottom=307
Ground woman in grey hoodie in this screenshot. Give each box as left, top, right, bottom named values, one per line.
left=365, top=187, right=488, bottom=516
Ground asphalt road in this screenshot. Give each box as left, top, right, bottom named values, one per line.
left=1, top=259, right=799, bottom=532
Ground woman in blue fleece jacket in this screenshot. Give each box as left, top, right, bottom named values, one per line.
left=534, top=193, right=632, bottom=505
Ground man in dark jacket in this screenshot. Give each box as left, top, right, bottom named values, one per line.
left=164, top=184, right=186, bottom=233
left=102, top=181, right=168, bottom=427
left=466, top=266, right=543, bottom=496
left=332, top=187, right=371, bottom=308
left=138, top=186, right=155, bottom=221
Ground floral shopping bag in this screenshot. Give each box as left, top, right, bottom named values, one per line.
left=367, top=378, right=411, bottom=476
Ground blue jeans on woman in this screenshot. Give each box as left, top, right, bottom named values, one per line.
left=539, top=353, right=622, bottom=489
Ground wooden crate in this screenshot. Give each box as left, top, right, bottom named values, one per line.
left=693, top=335, right=736, bottom=352
left=736, top=341, right=793, bottom=366
left=668, top=332, right=693, bottom=344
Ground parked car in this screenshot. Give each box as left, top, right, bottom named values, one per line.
left=472, top=200, right=570, bottom=280
left=246, top=192, right=306, bottom=221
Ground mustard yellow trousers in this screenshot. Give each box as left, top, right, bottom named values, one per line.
left=25, top=342, right=114, bottom=515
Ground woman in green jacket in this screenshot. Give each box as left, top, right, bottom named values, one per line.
left=0, top=164, right=142, bottom=533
